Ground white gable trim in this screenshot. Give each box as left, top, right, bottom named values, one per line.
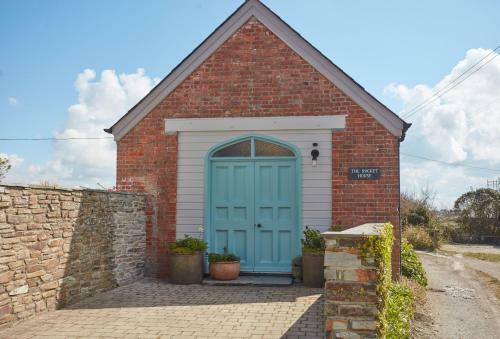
left=165, top=115, right=346, bottom=134
left=109, top=0, right=405, bottom=141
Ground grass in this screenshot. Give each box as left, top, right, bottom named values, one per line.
left=475, top=271, right=500, bottom=300
left=463, top=252, right=500, bottom=262
left=438, top=249, right=500, bottom=263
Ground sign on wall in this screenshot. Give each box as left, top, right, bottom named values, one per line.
left=348, top=167, right=380, bottom=180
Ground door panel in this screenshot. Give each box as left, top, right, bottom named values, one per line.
left=211, top=162, right=254, bottom=271
left=254, top=161, right=296, bottom=272
left=211, top=159, right=297, bottom=273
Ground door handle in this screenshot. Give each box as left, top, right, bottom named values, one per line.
left=256, top=223, right=262, bottom=228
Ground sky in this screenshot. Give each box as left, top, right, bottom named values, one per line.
left=1, top=0, right=499, bottom=208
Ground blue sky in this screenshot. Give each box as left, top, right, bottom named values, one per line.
left=1, top=0, right=499, bottom=207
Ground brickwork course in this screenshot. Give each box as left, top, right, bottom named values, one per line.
left=115, top=16, right=402, bottom=278
left=0, top=184, right=146, bottom=328
left=0, top=279, right=324, bottom=339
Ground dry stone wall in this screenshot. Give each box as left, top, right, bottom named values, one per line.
left=0, top=184, right=146, bottom=328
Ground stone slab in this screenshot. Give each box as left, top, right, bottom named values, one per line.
left=323, top=223, right=385, bottom=239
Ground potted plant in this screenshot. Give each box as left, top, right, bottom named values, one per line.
left=302, top=226, right=325, bottom=287
left=208, top=247, right=240, bottom=280
left=166, top=235, right=207, bottom=284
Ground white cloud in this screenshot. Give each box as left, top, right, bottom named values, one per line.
left=3, top=68, right=158, bottom=188
left=7, top=97, right=19, bottom=106
left=386, top=48, right=500, bottom=163
left=387, top=48, right=500, bottom=207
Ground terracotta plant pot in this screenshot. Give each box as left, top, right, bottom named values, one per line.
left=169, top=251, right=204, bottom=284
left=209, top=261, right=240, bottom=280
left=302, top=252, right=325, bottom=287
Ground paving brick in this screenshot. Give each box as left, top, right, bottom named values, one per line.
left=0, top=278, right=323, bottom=338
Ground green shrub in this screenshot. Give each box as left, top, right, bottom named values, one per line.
left=302, top=226, right=325, bottom=253
left=385, top=282, right=414, bottom=338
left=407, top=205, right=432, bottom=226
left=166, top=235, right=207, bottom=254
left=372, top=223, right=394, bottom=337
left=371, top=223, right=416, bottom=339
left=401, top=239, right=428, bottom=287
left=403, top=226, right=434, bottom=251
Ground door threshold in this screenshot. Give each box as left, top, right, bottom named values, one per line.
left=203, top=275, right=293, bottom=286
left=239, top=272, right=292, bottom=277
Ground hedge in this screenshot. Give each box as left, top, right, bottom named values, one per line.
left=401, top=238, right=428, bottom=286
left=365, top=223, right=415, bottom=339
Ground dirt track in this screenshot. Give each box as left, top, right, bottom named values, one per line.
left=414, top=252, right=500, bottom=339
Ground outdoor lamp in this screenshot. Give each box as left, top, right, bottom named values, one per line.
left=311, top=143, right=319, bottom=167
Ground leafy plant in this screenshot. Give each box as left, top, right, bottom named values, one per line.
left=401, top=239, right=428, bottom=287
left=208, top=246, right=240, bottom=263
left=301, top=226, right=325, bottom=253
left=372, top=223, right=414, bottom=339
left=208, top=252, right=240, bottom=263
left=166, top=235, right=207, bottom=254
left=373, top=223, right=394, bottom=337
left=330, top=225, right=343, bottom=232
left=385, top=282, right=414, bottom=338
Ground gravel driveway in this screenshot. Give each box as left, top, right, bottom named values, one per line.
left=414, top=252, right=500, bottom=339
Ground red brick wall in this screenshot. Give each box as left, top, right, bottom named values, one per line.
left=116, top=17, right=401, bottom=277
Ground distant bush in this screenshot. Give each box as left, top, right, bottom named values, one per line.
left=454, top=188, right=500, bottom=244
left=407, top=206, right=432, bottom=226
left=401, top=239, right=428, bottom=287
left=403, top=226, right=434, bottom=251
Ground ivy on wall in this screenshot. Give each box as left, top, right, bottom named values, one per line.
left=360, top=223, right=415, bottom=339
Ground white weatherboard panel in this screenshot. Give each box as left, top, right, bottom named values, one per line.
left=165, top=115, right=345, bottom=133
left=176, top=130, right=332, bottom=239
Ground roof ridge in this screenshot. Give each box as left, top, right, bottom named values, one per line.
left=106, top=0, right=409, bottom=141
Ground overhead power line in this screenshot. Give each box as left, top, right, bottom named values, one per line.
left=401, top=152, right=500, bottom=172
left=0, top=137, right=113, bottom=141
left=401, top=46, right=500, bottom=120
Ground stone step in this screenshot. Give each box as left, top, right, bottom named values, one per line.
left=202, top=275, right=293, bottom=286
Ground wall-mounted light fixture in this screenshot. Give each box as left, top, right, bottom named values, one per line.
left=311, top=143, right=319, bottom=167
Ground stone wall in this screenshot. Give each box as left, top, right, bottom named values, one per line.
left=0, top=184, right=146, bottom=328
left=323, top=224, right=383, bottom=339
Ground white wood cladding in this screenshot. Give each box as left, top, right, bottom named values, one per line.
left=176, top=130, right=332, bottom=239
left=165, top=115, right=346, bottom=133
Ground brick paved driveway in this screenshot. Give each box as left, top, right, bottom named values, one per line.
left=0, top=278, right=324, bottom=339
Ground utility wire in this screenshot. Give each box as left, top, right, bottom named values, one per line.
left=0, top=137, right=113, bottom=141
left=401, top=46, right=499, bottom=117
left=401, top=46, right=500, bottom=120
left=403, top=54, right=499, bottom=120
left=401, top=152, right=500, bottom=172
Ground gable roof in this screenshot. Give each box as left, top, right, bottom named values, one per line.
left=106, top=0, right=410, bottom=141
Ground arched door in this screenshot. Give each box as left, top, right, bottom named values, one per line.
left=206, top=135, right=301, bottom=273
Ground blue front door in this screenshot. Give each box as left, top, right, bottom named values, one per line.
left=211, top=161, right=255, bottom=271
left=210, top=158, right=297, bottom=273
left=254, top=160, right=296, bottom=272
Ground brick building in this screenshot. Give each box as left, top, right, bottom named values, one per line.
left=105, top=0, right=410, bottom=277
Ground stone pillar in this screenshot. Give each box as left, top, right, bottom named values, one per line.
left=323, top=223, right=384, bottom=339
